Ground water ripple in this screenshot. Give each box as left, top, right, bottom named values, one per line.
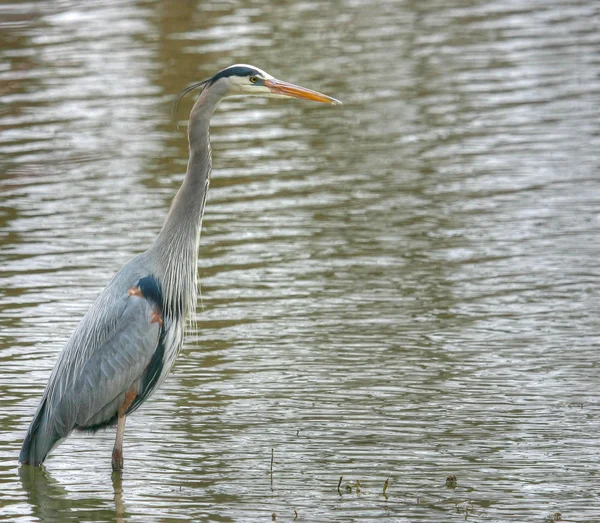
left=1, top=0, right=600, bottom=521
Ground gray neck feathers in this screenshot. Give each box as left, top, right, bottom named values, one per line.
left=151, top=83, right=225, bottom=319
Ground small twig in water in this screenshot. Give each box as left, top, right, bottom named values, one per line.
left=446, top=474, right=458, bottom=488
left=294, top=509, right=298, bottom=520
left=337, top=475, right=343, bottom=495
left=383, top=478, right=389, bottom=499
left=270, top=448, right=274, bottom=489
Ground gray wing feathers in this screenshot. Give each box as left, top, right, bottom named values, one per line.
left=20, top=255, right=163, bottom=465
left=42, top=258, right=159, bottom=434
left=58, top=296, right=160, bottom=429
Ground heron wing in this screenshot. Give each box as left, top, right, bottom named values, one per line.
left=46, top=270, right=162, bottom=434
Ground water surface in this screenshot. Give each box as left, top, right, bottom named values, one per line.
left=1, top=0, right=599, bottom=521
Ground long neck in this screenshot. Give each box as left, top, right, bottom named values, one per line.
left=151, top=85, right=223, bottom=319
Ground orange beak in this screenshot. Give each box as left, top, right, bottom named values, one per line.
left=264, top=78, right=341, bottom=105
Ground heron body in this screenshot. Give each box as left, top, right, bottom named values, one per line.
left=19, top=64, right=340, bottom=470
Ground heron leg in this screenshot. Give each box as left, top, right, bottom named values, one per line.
left=112, top=415, right=126, bottom=471
left=112, top=387, right=137, bottom=472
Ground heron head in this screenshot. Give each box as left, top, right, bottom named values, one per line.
left=208, top=64, right=341, bottom=105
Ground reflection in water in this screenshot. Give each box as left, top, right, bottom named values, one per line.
left=2, top=0, right=600, bottom=521
left=19, top=466, right=72, bottom=522
left=112, top=473, right=125, bottom=523
left=18, top=465, right=124, bottom=522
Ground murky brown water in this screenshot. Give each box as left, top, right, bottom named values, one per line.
left=2, top=0, right=600, bottom=521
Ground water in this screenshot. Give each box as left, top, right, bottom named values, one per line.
left=1, top=0, right=599, bottom=521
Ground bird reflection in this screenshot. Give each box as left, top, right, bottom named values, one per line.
left=18, top=465, right=126, bottom=522
left=112, top=472, right=125, bottom=523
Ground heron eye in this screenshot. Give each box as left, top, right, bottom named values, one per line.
left=250, top=76, right=258, bottom=84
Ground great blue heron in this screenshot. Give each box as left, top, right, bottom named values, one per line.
left=19, top=64, right=340, bottom=471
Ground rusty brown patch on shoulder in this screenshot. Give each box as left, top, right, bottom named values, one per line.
left=128, top=286, right=142, bottom=297
left=150, top=307, right=163, bottom=327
